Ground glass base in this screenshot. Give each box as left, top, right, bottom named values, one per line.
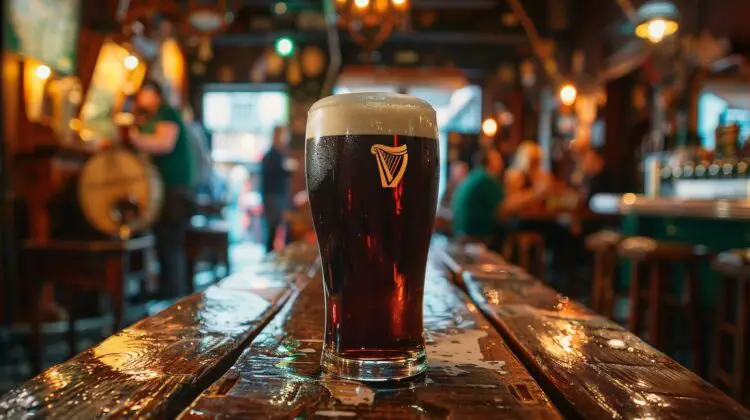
left=321, top=347, right=426, bottom=382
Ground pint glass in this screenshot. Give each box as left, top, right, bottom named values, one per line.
left=305, top=92, right=439, bottom=381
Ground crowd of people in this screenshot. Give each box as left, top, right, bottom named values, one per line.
left=128, top=79, right=610, bottom=300
left=448, top=139, right=612, bottom=256
left=128, top=80, right=295, bottom=301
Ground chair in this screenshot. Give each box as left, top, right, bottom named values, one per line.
left=585, top=230, right=622, bottom=319
left=711, top=249, right=750, bottom=405
left=503, top=231, right=546, bottom=281
left=185, top=224, right=231, bottom=293
left=618, top=236, right=710, bottom=376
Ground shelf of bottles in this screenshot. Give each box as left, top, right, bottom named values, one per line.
left=647, top=124, right=750, bottom=199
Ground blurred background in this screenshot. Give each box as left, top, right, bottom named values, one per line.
left=1, top=0, right=750, bottom=397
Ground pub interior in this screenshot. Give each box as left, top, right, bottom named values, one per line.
left=1, top=0, right=750, bottom=418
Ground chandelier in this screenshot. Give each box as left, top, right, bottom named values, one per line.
left=335, top=0, right=410, bottom=51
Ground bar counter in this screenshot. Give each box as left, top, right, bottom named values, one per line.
left=590, top=193, right=750, bottom=220
left=1, top=241, right=748, bottom=419
left=590, top=193, right=750, bottom=313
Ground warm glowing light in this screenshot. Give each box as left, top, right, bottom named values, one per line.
left=68, top=118, right=83, bottom=131
left=354, top=0, right=369, bottom=8
left=274, top=2, right=287, bottom=14
left=80, top=129, right=94, bottom=141
left=648, top=18, right=666, bottom=42
left=124, top=55, right=139, bottom=70
left=559, top=83, right=577, bottom=106
left=392, top=0, right=406, bottom=6
left=635, top=18, right=679, bottom=43
left=481, top=118, right=498, bottom=137
left=35, top=65, right=51, bottom=80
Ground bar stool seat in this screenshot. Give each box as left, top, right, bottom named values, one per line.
left=618, top=236, right=711, bottom=376
left=585, top=230, right=622, bottom=318
left=619, top=237, right=710, bottom=262
left=503, top=231, right=546, bottom=281
left=711, top=249, right=750, bottom=406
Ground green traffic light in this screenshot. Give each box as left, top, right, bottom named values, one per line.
left=275, top=37, right=294, bottom=57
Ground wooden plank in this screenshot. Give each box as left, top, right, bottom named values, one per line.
left=437, top=240, right=507, bottom=288
left=22, top=236, right=156, bottom=253
left=179, top=258, right=562, bottom=419
left=0, top=245, right=319, bottom=419
left=459, top=261, right=750, bottom=419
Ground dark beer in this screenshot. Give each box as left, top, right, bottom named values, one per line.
left=305, top=93, right=439, bottom=381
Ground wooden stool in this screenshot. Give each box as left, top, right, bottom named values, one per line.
left=21, top=236, right=155, bottom=373
left=186, top=224, right=231, bottom=294
left=618, top=237, right=710, bottom=375
left=503, top=231, right=546, bottom=281
left=585, top=230, right=622, bottom=319
left=711, top=249, right=750, bottom=405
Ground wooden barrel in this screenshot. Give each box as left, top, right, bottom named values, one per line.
left=77, top=148, right=164, bottom=237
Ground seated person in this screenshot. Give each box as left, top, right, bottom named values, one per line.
left=580, top=146, right=612, bottom=205
left=504, top=141, right=554, bottom=211
left=579, top=147, right=617, bottom=235
left=451, top=148, right=546, bottom=249
left=503, top=141, right=573, bottom=286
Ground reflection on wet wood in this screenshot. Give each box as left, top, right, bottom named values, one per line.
left=446, top=246, right=750, bottom=419
left=179, top=258, right=562, bottom=419
left=0, top=244, right=319, bottom=419
left=438, top=241, right=506, bottom=288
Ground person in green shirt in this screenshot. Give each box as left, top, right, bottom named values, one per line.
left=451, top=148, right=547, bottom=249
left=130, top=80, right=196, bottom=299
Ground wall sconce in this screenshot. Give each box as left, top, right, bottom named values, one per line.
left=634, top=1, right=679, bottom=43
left=559, top=83, right=577, bottom=106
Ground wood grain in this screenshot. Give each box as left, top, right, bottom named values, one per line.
left=179, top=257, right=562, bottom=419
left=443, top=245, right=750, bottom=419
left=0, top=244, right=319, bottom=419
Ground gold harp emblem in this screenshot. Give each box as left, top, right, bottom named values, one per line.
left=370, top=144, right=409, bottom=188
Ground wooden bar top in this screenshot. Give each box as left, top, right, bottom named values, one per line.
left=179, top=257, right=562, bottom=419
left=0, top=244, right=318, bottom=419
left=590, top=193, right=750, bottom=220
left=3, top=240, right=749, bottom=418
left=440, top=243, right=750, bottom=419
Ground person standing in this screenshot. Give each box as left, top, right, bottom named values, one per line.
left=130, top=80, right=195, bottom=299
left=261, top=126, right=291, bottom=253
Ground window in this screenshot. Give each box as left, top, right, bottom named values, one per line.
left=202, top=90, right=288, bottom=163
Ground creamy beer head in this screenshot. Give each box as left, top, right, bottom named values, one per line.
left=305, top=91, right=440, bottom=381
left=306, top=92, right=438, bottom=140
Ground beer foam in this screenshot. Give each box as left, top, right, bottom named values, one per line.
left=306, top=92, right=438, bottom=140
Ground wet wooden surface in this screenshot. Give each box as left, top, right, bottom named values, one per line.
left=438, top=242, right=507, bottom=288
left=179, top=257, right=562, bottom=419
left=0, top=244, right=319, bottom=419
left=442, top=244, right=750, bottom=419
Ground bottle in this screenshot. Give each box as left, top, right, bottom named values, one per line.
left=683, top=160, right=695, bottom=179
left=723, top=158, right=737, bottom=179
left=716, top=124, right=740, bottom=159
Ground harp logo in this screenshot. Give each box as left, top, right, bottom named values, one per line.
left=370, top=144, right=408, bottom=188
